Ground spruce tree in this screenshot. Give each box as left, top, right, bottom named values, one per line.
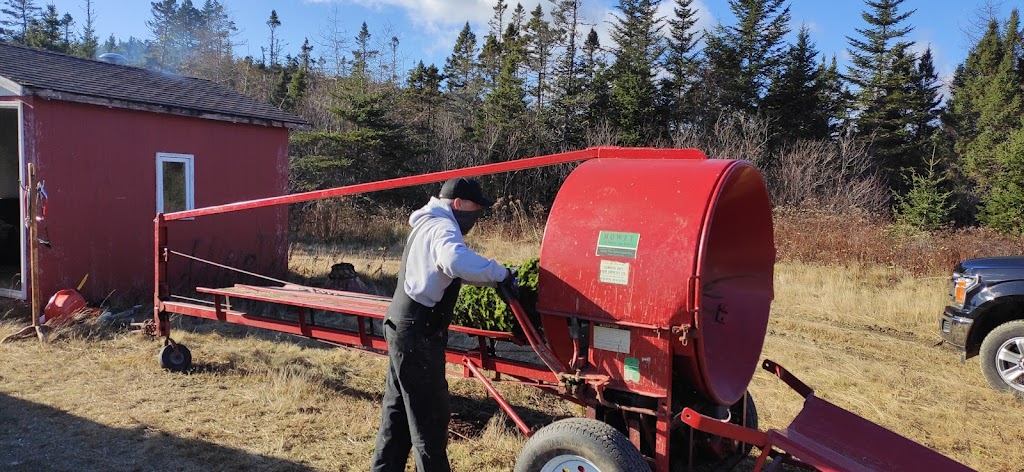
left=907, top=47, right=942, bottom=162
left=660, top=0, right=702, bottom=132
left=581, top=27, right=612, bottom=132
left=845, top=0, right=919, bottom=191
left=608, top=0, right=664, bottom=145
left=76, top=0, right=98, bottom=58
left=549, top=0, right=586, bottom=145
left=524, top=5, right=556, bottom=113
left=444, top=22, right=480, bottom=94
left=266, top=9, right=281, bottom=66
left=25, top=4, right=65, bottom=52
left=0, top=0, right=41, bottom=43
left=703, top=0, right=791, bottom=115
left=351, top=22, right=378, bottom=79
left=974, top=10, right=1024, bottom=231
left=817, top=55, right=852, bottom=138
left=762, top=25, right=828, bottom=145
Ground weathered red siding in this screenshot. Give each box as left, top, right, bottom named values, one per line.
left=27, top=99, right=289, bottom=303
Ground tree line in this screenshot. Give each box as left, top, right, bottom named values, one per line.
left=3, top=0, right=1024, bottom=234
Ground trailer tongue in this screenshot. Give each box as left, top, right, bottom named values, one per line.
left=152, top=147, right=972, bottom=471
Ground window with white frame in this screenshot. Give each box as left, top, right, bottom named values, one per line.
left=156, top=153, right=194, bottom=214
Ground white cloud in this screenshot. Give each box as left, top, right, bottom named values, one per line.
left=589, top=0, right=715, bottom=50
left=316, top=0, right=496, bottom=28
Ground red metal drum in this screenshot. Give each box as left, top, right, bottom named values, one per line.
left=538, top=157, right=775, bottom=406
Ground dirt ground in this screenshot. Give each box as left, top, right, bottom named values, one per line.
left=0, top=262, right=1022, bottom=471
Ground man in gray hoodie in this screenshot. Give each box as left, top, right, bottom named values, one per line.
left=371, top=177, right=515, bottom=472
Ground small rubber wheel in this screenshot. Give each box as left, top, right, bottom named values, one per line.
left=979, top=320, right=1024, bottom=396
left=514, top=418, right=649, bottom=472
left=159, top=344, right=192, bottom=372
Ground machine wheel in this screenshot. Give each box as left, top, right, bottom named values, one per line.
left=979, top=320, right=1024, bottom=396
left=672, top=393, right=758, bottom=472
left=159, top=344, right=192, bottom=372
left=515, top=418, right=650, bottom=472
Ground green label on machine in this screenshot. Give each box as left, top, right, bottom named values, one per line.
left=596, top=231, right=640, bottom=258
left=624, top=357, right=641, bottom=383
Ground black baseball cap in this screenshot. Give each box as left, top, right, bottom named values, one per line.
left=438, top=177, right=494, bottom=207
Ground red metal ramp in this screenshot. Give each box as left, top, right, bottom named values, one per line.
left=683, top=360, right=974, bottom=472
left=763, top=394, right=972, bottom=472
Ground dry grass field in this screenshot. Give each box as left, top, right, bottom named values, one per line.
left=1, top=214, right=1022, bottom=471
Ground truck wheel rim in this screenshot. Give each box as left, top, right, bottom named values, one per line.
left=540, top=455, right=601, bottom=472
left=996, top=336, right=1024, bottom=392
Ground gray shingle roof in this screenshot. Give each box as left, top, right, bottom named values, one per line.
left=0, top=43, right=308, bottom=129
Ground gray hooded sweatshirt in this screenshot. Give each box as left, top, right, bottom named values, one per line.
left=402, top=197, right=508, bottom=307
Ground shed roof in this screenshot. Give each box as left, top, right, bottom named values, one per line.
left=0, top=43, right=308, bottom=129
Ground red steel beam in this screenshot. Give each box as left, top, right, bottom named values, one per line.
left=164, top=146, right=707, bottom=221
left=160, top=301, right=558, bottom=383
left=464, top=358, right=534, bottom=437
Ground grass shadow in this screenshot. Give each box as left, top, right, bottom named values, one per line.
left=0, top=392, right=314, bottom=471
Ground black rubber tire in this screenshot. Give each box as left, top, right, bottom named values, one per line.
left=514, top=418, right=650, bottom=472
left=158, top=344, right=192, bottom=372
left=979, top=320, right=1024, bottom=396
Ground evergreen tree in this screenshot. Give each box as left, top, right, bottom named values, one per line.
left=845, top=0, right=919, bottom=190
left=77, top=0, right=98, bottom=58
left=660, top=0, right=702, bottom=132
left=145, top=0, right=178, bottom=68
left=549, top=0, right=586, bottom=144
left=25, top=4, right=65, bottom=52
left=405, top=60, right=443, bottom=132
left=0, top=0, right=41, bottom=43
left=285, top=39, right=312, bottom=111
left=817, top=55, right=852, bottom=138
left=524, top=4, right=556, bottom=112
left=703, top=0, right=791, bottom=114
left=907, top=46, right=942, bottom=159
left=266, top=9, right=281, bottom=66
left=970, top=10, right=1024, bottom=231
left=581, top=27, right=611, bottom=131
left=351, top=22, right=378, bottom=79
left=199, top=0, right=235, bottom=58
left=444, top=22, right=480, bottom=94
left=894, top=153, right=953, bottom=230
left=608, top=0, right=664, bottom=145
left=762, top=25, right=828, bottom=145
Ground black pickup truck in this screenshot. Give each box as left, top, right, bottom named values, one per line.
left=941, top=257, right=1024, bottom=396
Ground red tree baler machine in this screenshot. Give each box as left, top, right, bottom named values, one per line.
left=152, top=147, right=971, bottom=471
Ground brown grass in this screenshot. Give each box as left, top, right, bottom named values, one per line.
left=0, top=212, right=1021, bottom=471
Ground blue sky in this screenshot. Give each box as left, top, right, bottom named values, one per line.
left=45, top=0, right=1020, bottom=89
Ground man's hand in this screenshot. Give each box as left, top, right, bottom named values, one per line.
left=496, top=267, right=520, bottom=302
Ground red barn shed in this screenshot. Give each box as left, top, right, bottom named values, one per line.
left=0, top=44, right=307, bottom=305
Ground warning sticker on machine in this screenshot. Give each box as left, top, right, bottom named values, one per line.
left=594, top=325, right=631, bottom=353
left=596, top=231, right=640, bottom=258
left=599, top=260, right=630, bottom=285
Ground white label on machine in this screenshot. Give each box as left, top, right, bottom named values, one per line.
left=593, top=325, right=631, bottom=354
left=599, top=260, right=630, bottom=285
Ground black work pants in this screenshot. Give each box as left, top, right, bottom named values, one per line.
left=370, top=318, right=451, bottom=472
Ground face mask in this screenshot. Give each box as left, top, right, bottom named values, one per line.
left=452, top=209, right=482, bottom=235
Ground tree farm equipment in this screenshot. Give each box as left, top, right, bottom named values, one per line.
left=150, top=147, right=971, bottom=472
